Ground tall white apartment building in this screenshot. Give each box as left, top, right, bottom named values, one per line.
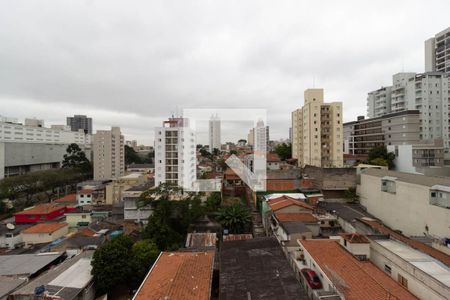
left=93, top=127, right=124, bottom=180
left=425, top=26, right=450, bottom=74
left=208, top=114, right=221, bottom=152
left=255, top=120, right=267, bottom=154
left=154, top=117, right=196, bottom=189
left=292, top=89, right=343, bottom=168
left=367, top=72, right=450, bottom=148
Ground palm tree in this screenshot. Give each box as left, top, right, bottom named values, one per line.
left=217, top=204, right=251, bottom=234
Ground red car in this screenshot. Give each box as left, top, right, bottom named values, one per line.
left=301, top=268, right=322, bottom=289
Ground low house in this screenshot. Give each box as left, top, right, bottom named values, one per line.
left=65, top=209, right=92, bottom=227
left=123, top=183, right=154, bottom=224
left=22, top=223, right=69, bottom=245
left=296, top=239, right=417, bottom=300
left=185, top=232, right=217, bottom=249
left=77, top=180, right=110, bottom=205
left=0, top=252, right=65, bottom=278
left=267, top=153, right=281, bottom=170
left=133, top=251, right=215, bottom=300
left=77, top=189, right=94, bottom=206
left=14, top=204, right=69, bottom=224
left=222, top=168, right=245, bottom=197
left=0, top=222, right=31, bottom=249
left=274, top=212, right=320, bottom=237
left=53, top=193, right=78, bottom=208
left=106, top=172, right=149, bottom=205
left=52, top=235, right=104, bottom=256
left=220, top=237, right=308, bottom=299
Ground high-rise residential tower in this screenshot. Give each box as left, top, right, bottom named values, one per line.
left=93, top=127, right=124, bottom=180
left=154, top=117, right=196, bottom=189
left=425, top=27, right=450, bottom=74
left=291, top=89, right=343, bottom=167
left=67, top=115, right=93, bottom=134
left=209, top=114, right=221, bottom=152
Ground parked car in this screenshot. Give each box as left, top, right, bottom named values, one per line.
left=301, top=268, right=322, bottom=289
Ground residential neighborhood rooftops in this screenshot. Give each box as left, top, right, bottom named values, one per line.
left=78, top=189, right=93, bottom=194
left=266, top=153, right=281, bottom=162
left=15, top=203, right=65, bottom=215
left=299, top=239, right=417, bottom=300
left=133, top=251, right=215, bottom=300
left=360, top=218, right=450, bottom=268
left=280, top=221, right=311, bottom=235
left=268, top=196, right=313, bottom=211
left=185, top=233, right=217, bottom=248
left=340, top=233, right=370, bottom=243
left=362, top=168, right=450, bottom=187
left=23, top=223, right=67, bottom=234
left=53, top=193, right=77, bottom=203
left=0, top=277, right=27, bottom=299
left=0, top=252, right=65, bottom=276
left=222, top=234, right=253, bottom=242
left=275, top=212, right=318, bottom=223
left=374, top=239, right=450, bottom=288
left=220, top=237, right=308, bottom=300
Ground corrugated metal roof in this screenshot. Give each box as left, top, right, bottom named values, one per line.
left=0, top=252, right=64, bottom=276
left=48, top=258, right=93, bottom=289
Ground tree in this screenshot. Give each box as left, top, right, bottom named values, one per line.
left=62, top=143, right=92, bottom=174
left=368, top=146, right=395, bottom=169
left=344, top=187, right=360, bottom=204
left=91, top=235, right=135, bottom=295
left=212, top=148, right=220, bottom=157
left=238, top=139, right=247, bottom=145
left=130, top=240, right=160, bottom=285
left=125, top=145, right=142, bottom=165
left=229, top=150, right=238, bottom=155
left=205, top=192, right=221, bottom=212
left=217, top=204, right=251, bottom=234
left=274, top=143, right=292, bottom=161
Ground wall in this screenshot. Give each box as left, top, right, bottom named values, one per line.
left=303, top=165, right=356, bottom=191
left=23, top=225, right=69, bottom=245
left=15, top=208, right=68, bottom=224
left=0, top=232, right=23, bottom=249
left=369, top=240, right=448, bottom=300
left=65, top=213, right=92, bottom=227
left=359, top=174, right=450, bottom=238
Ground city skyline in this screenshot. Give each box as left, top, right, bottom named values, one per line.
left=1, top=1, right=450, bottom=144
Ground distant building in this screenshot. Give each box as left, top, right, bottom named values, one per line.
left=359, top=168, right=450, bottom=239
left=344, top=110, right=421, bottom=156
left=292, top=88, right=343, bottom=167
left=22, top=223, right=69, bottom=245
left=67, top=115, right=93, bottom=134
left=105, top=172, right=148, bottom=205
left=425, top=26, right=450, bottom=74
left=0, top=117, right=92, bottom=179
left=209, top=114, right=221, bottom=152
left=14, top=203, right=70, bottom=224
left=154, top=117, right=196, bottom=189
left=93, top=127, right=124, bottom=180
left=123, top=183, right=153, bottom=224
left=133, top=251, right=214, bottom=300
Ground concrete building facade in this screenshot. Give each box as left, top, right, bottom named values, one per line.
left=292, top=89, right=343, bottom=167
left=93, top=127, right=124, bottom=180
left=154, top=117, right=196, bottom=189
left=359, top=168, right=450, bottom=239
left=425, top=26, right=450, bottom=74
left=67, top=115, right=93, bottom=134
left=344, top=110, right=421, bottom=155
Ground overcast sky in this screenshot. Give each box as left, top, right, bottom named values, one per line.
left=1, top=1, right=449, bottom=145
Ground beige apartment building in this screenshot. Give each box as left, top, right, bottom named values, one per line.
left=292, top=89, right=343, bottom=167
left=93, top=127, right=124, bottom=180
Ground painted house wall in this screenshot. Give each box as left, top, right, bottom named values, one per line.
left=65, top=213, right=92, bottom=227
left=22, top=225, right=69, bottom=245
left=15, top=207, right=68, bottom=223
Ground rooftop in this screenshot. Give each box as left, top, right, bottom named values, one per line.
left=0, top=277, right=27, bottom=299
left=279, top=221, right=311, bottom=235
left=222, top=234, right=253, bottom=242
left=15, top=203, right=65, bottom=215
left=0, top=252, right=64, bottom=276
left=266, top=153, right=281, bottom=162
left=360, top=218, right=450, bottom=268
left=53, top=193, right=77, bottom=203
left=22, top=222, right=67, bottom=234
left=185, top=233, right=217, bottom=248
left=275, top=212, right=318, bottom=223
left=220, top=237, right=308, bottom=300
left=375, top=239, right=450, bottom=288
left=340, top=233, right=370, bottom=243
left=268, top=195, right=313, bottom=211
left=134, top=251, right=214, bottom=300
left=362, top=168, right=450, bottom=187
left=299, top=239, right=417, bottom=300
left=120, top=172, right=145, bottom=179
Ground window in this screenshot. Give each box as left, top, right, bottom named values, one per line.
left=384, top=264, right=392, bottom=274
left=398, top=274, right=408, bottom=288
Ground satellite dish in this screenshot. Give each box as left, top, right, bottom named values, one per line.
left=6, top=223, right=15, bottom=230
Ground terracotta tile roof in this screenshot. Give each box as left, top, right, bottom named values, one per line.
left=268, top=196, right=313, bottom=211
left=22, top=222, right=67, bottom=234
left=299, top=239, right=417, bottom=300
left=360, top=219, right=450, bottom=268
left=134, top=251, right=214, bottom=300
left=266, top=179, right=296, bottom=191
left=223, top=168, right=240, bottom=180
left=266, top=153, right=281, bottom=162
left=340, top=233, right=370, bottom=243
left=76, top=228, right=96, bottom=237
left=275, top=212, right=318, bottom=222
left=15, top=203, right=65, bottom=215
left=78, top=189, right=93, bottom=194
left=54, top=193, right=77, bottom=203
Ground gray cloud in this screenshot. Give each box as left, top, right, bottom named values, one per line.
left=0, top=0, right=449, bottom=144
